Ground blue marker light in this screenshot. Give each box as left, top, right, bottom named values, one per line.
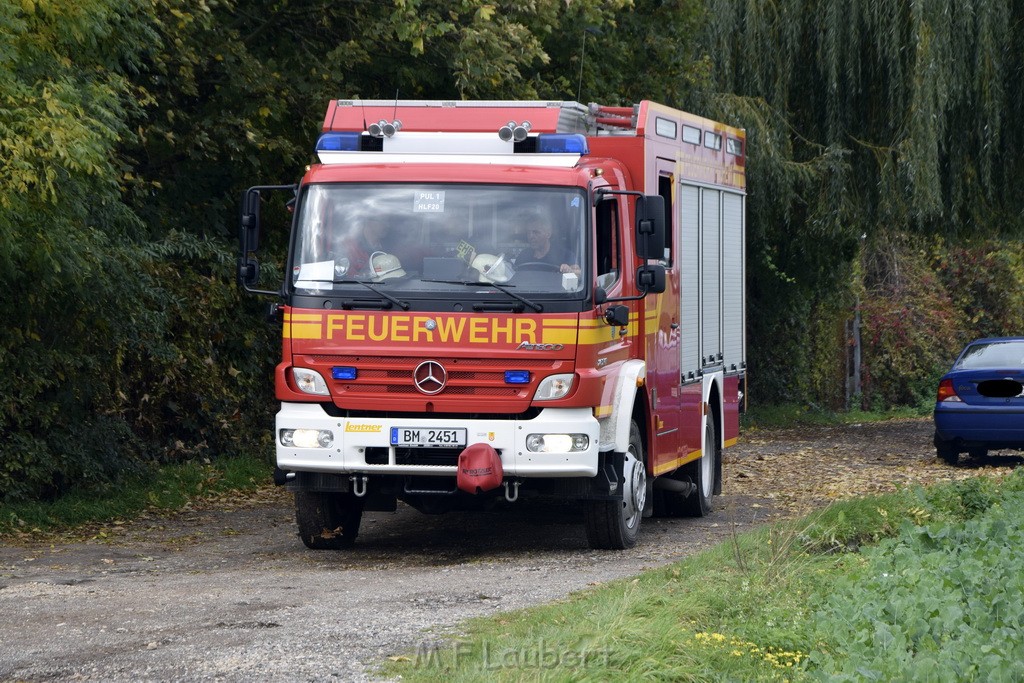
left=332, top=366, right=358, bottom=380
left=504, top=370, right=531, bottom=384
left=536, top=134, right=589, bottom=155
left=316, top=132, right=361, bottom=152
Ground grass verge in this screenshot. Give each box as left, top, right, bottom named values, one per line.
left=0, top=455, right=271, bottom=541
left=381, top=469, right=1024, bottom=682
left=742, top=402, right=930, bottom=429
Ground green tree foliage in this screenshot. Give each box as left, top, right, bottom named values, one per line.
left=4, top=0, right=709, bottom=502
left=699, top=0, right=1024, bottom=405
left=0, top=0, right=277, bottom=501
left=10, top=0, right=1022, bottom=501
left=119, top=0, right=651, bottom=238
left=0, top=0, right=156, bottom=498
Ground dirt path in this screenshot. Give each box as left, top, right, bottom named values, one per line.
left=0, top=418, right=1010, bottom=682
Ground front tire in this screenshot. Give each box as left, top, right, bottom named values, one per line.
left=585, top=420, right=646, bottom=550
left=681, top=413, right=717, bottom=517
left=295, top=491, right=364, bottom=549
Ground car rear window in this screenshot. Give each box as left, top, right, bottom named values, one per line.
left=956, top=341, right=1024, bottom=369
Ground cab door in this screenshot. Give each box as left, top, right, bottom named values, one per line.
left=647, top=159, right=684, bottom=471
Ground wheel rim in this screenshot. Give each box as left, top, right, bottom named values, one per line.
left=701, top=423, right=714, bottom=498
left=623, top=445, right=646, bottom=529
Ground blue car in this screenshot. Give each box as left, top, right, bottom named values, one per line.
left=933, top=337, right=1024, bottom=464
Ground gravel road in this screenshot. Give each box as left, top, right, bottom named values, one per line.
left=0, top=418, right=1001, bottom=682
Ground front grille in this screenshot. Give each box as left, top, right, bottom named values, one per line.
left=304, top=355, right=568, bottom=400
left=362, top=446, right=469, bottom=467
left=396, top=448, right=461, bottom=467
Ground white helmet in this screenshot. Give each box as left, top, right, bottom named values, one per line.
left=369, top=251, right=406, bottom=281
left=471, top=253, right=514, bottom=283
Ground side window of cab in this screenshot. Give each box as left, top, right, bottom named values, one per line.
left=595, top=196, right=621, bottom=290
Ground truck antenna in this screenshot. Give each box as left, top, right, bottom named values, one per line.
left=577, top=27, right=601, bottom=103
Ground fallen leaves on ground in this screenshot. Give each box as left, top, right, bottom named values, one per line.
left=724, top=418, right=1019, bottom=518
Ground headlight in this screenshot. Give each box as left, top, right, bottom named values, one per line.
left=535, top=373, right=575, bottom=401
left=280, top=429, right=334, bottom=448
left=526, top=434, right=590, bottom=453
left=292, top=367, right=329, bottom=395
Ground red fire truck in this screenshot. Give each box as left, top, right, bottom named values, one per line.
left=238, top=99, right=746, bottom=550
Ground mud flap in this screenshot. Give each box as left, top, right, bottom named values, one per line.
left=456, top=443, right=504, bottom=494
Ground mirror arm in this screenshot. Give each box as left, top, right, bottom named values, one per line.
left=237, top=183, right=297, bottom=297
left=599, top=284, right=651, bottom=304
left=593, top=187, right=643, bottom=206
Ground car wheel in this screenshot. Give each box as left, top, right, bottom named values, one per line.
left=295, top=491, right=364, bottom=549
left=584, top=420, right=645, bottom=550
left=680, top=413, right=717, bottom=517
left=935, top=442, right=960, bottom=465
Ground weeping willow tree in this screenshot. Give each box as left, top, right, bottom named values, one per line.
left=697, top=0, right=1024, bottom=405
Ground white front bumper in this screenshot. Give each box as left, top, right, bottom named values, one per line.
left=276, top=402, right=600, bottom=477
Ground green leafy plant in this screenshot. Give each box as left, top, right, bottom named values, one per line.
left=809, top=491, right=1024, bottom=681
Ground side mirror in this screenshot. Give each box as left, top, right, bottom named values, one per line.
left=240, top=188, right=262, bottom=255
left=635, top=195, right=666, bottom=260
left=236, top=183, right=297, bottom=297
left=604, top=304, right=630, bottom=327
left=238, top=257, right=260, bottom=289
left=636, top=264, right=666, bottom=294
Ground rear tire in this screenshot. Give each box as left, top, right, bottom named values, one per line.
left=681, top=413, right=717, bottom=517
left=585, top=421, right=645, bottom=550
left=295, top=491, right=364, bottom=549
left=936, top=442, right=960, bottom=465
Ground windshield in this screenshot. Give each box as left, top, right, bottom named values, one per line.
left=956, top=341, right=1024, bottom=369
left=291, top=184, right=587, bottom=298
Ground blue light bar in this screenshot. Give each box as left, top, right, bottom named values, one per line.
left=504, top=370, right=531, bottom=384
left=316, top=132, right=361, bottom=152
left=332, top=366, right=358, bottom=380
left=536, top=134, right=589, bottom=155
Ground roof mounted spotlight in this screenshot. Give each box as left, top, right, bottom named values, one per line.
left=367, top=119, right=401, bottom=138
left=513, top=121, right=532, bottom=143
left=498, top=121, right=517, bottom=142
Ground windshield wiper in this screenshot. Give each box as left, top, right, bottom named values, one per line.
left=299, top=279, right=410, bottom=310
left=420, top=279, right=543, bottom=313
left=334, top=279, right=410, bottom=310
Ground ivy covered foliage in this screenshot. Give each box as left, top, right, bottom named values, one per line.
left=701, top=0, right=1024, bottom=406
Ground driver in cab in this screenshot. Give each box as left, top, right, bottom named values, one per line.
left=512, top=211, right=580, bottom=276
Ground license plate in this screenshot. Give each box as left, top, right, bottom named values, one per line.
left=390, top=427, right=467, bottom=448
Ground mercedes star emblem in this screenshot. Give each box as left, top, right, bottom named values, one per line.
left=413, top=360, right=447, bottom=395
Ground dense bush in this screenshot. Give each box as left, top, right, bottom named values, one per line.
left=120, top=233, right=279, bottom=465
left=934, top=239, right=1024, bottom=341
left=853, top=235, right=1024, bottom=410
left=0, top=228, right=278, bottom=502
left=858, top=233, right=963, bottom=409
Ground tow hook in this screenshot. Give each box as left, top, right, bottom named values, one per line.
left=273, top=467, right=295, bottom=486
left=349, top=475, right=368, bottom=497
left=503, top=480, right=520, bottom=503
